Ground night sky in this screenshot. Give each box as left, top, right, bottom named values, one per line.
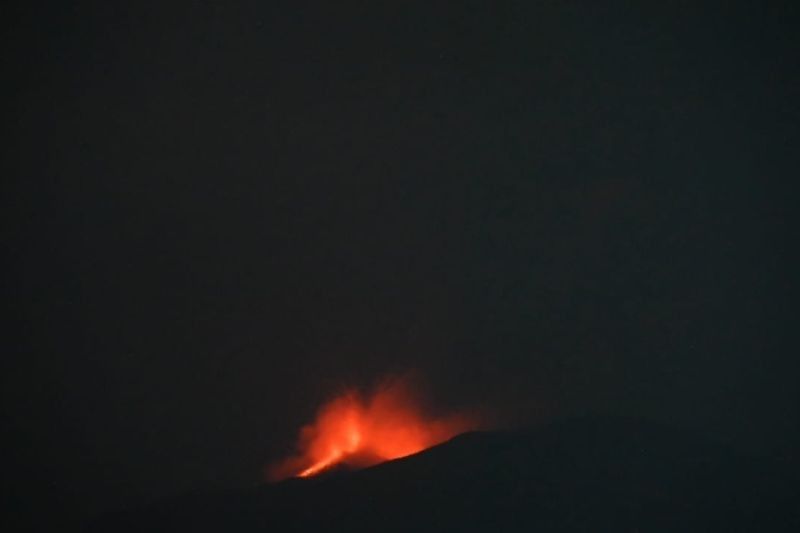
left=5, top=0, right=797, bottom=525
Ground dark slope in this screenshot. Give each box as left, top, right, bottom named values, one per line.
left=87, top=417, right=799, bottom=532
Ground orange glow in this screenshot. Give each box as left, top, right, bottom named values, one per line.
left=267, top=378, right=477, bottom=480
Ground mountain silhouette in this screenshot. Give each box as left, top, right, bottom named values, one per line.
left=86, top=416, right=798, bottom=532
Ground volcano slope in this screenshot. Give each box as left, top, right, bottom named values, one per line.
left=87, top=416, right=798, bottom=532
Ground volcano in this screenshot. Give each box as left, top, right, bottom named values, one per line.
left=267, top=378, right=479, bottom=480
left=86, top=417, right=799, bottom=532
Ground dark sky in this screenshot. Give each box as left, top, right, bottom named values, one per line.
left=5, top=0, right=797, bottom=524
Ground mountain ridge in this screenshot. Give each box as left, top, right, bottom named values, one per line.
left=86, top=416, right=799, bottom=532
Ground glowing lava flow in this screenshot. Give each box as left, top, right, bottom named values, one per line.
left=268, top=378, right=477, bottom=480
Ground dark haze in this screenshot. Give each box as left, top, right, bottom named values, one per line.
left=4, top=1, right=797, bottom=529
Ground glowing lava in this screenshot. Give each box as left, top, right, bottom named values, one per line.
left=268, top=378, right=477, bottom=480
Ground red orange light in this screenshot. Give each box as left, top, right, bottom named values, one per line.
left=268, top=378, right=476, bottom=480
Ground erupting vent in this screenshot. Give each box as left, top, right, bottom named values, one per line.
left=268, top=378, right=477, bottom=480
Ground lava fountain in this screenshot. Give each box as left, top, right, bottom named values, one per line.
left=267, top=377, right=478, bottom=480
